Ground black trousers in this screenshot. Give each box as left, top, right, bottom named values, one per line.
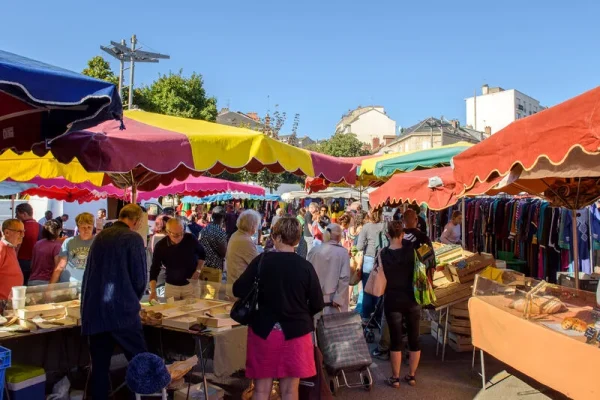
left=384, top=301, right=421, bottom=352
left=18, top=259, right=31, bottom=284
left=88, top=328, right=147, bottom=400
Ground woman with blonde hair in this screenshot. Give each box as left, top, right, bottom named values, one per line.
left=226, top=210, right=261, bottom=298
left=234, top=217, right=324, bottom=400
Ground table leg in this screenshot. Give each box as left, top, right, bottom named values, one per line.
left=195, top=336, right=210, bottom=399
left=480, top=349, right=486, bottom=390
left=442, top=306, right=450, bottom=361
left=436, top=309, right=442, bottom=356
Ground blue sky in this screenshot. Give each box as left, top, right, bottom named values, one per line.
left=2, top=0, right=598, bottom=139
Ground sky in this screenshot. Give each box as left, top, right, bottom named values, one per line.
left=1, top=0, right=599, bottom=139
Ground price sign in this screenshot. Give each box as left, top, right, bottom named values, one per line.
left=584, top=327, right=597, bottom=344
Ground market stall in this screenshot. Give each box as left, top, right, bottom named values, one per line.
left=470, top=269, right=600, bottom=399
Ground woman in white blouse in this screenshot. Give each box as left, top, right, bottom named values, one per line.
left=226, top=210, right=261, bottom=298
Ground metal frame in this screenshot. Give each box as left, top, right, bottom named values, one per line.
left=434, top=295, right=471, bottom=361
left=471, top=347, right=487, bottom=390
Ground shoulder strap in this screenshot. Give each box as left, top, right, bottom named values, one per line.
left=255, top=252, right=266, bottom=282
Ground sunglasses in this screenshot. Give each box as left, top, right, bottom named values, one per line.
left=5, top=228, right=25, bottom=235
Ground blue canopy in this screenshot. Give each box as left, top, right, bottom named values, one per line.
left=181, top=193, right=281, bottom=204
left=0, top=50, right=123, bottom=152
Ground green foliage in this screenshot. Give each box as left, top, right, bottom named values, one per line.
left=307, top=133, right=370, bottom=157
left=82, top=56, right=118, bottom=86
left=136, top=70, right=217, bottom=121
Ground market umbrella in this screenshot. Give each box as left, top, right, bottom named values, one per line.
left=281, top=187, right=364, bottom=201
left=181, top=193, right=281, bottom=204
left=0, top=50, right=122, bottom=153
left=19, top=177, right=126, bottom=204
left=452, top=85, right=600, bottom=289
left=368, top=167, right=503, bottom=211
left=29, top=110, right=366, bottom=200
left=360, top=142, right=474, bottom=180
left=133, top=176, right=264, bottom=202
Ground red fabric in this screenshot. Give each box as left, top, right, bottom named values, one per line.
left=453, top=85, right=600, bottom=190
left=308, top=153, right=376, bottom=186
left=0, top=241, right=24, bottom=299
left=246, top=328, right=316, bottom=379
left=0, top=92, right=43, bottom=154
left=17, top=219, right=40, bottom=261
left=369, top=167, right=500, bottom=210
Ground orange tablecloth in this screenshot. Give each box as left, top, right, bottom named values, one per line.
left=469, top=297, right=600, bottom=400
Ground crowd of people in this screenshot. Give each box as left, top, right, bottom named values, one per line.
left=0, top=198, right=463, bottom=399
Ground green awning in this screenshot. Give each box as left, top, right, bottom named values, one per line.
left=373, top=142, right=473, bottom=178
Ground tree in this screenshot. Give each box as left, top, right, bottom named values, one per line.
left=136, top=70, right=217, bottom=121
left=82, top=56, right=118, bottom=86
left=308, top=133, right=370, bottom=157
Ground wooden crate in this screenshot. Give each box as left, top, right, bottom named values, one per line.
left=433, top=282, right=473, bottom=308
left=449, top=316, right=471, bottom=328
left=431, top=322, right=473, bottom=352
left=448, top=254, right=495, bottom=283
left=450, top=308, right=470, bottom=319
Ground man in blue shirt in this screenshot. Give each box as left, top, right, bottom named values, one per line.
left=81, top=204, right=148, bottom=400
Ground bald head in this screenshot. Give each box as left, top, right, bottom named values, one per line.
left=327, top=223, right=343, bottom=242
left=403, top=209, right=418, bottom=229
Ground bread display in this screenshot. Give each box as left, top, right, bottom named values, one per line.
left=560, top=317, right=590, bottom=333
left=509, top=296, right=566, bottom=315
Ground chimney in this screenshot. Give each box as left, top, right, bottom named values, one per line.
left=372, top=137, right=380, bottom=150
left=450, top=119, right=459, bottom=129
left=484, top=126, right=492, bottom=136
left=482, top=84, right=489, bottom=95
left=246, top=112, right=259, bottom=121
left=384, top=136, right=395, bottom=145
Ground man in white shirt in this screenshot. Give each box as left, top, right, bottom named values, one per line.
left=38, top=210, right=53, bottom=225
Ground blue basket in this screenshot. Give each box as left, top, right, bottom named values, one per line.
left=0, top=346, right=11, bottom=400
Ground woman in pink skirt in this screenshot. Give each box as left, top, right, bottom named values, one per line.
left=233, top=217, right=324, bottom=400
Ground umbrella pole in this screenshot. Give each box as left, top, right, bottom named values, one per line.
left=131, top=185, right=138, bottom=204
left=461, top=198, right=466, bottom=249
left=572, top=209, right=580, bottom=290
left=10, top=195, right=15, bottom=218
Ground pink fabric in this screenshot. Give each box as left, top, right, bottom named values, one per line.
left=135, top=175, right=264, bottom=201
left=246, top=328, right=315, bottom=379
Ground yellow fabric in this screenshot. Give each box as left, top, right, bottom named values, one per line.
left=125, top=110, right=315, bottom=175
left=0, top=151, right=105, bottom=185
left=478, top=266, right=504, bottom=283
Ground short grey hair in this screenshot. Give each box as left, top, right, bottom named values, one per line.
left=166, top=217, right=186, bottom=230
left=276, top=208, right=284, bottom=216
left=236, top=210, right=261, bottom=233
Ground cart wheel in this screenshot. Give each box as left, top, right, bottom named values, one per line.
left=366, top=331, right=375, bottom=343
left=329, top=378, right=339, bottom=396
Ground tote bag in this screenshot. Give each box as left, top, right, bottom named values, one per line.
left=364, top=250, right=386, bottom=297
left=413, top=251, right=436, bottom=306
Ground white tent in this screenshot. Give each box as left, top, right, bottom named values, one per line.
left=281, top=187, right=364, bottom=202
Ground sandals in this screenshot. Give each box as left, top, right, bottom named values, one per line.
left=386, top=377, right=400, bottom=389
left=404, top=375, right=417, bottom=386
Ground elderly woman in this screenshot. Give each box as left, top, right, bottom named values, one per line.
left=226, top=210, right=261, bottom=298
left=233, top=217, right=324, bottom=400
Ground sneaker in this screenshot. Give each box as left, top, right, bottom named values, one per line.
left=372, top=349, right=390, bottom=361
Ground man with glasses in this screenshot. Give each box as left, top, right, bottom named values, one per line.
left=0, top=219, right=25, bottom=300
left=80, top=204, right=149, bottom=400
left=148, top=218, right=206, bottom=301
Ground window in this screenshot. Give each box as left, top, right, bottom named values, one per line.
left=518, top=104, right=524, bottom=111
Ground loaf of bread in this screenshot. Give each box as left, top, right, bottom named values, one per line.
left=509, top=296, right=566, bottom=315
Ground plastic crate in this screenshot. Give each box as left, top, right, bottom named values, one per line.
left=0, top=346, right=12, bottom=400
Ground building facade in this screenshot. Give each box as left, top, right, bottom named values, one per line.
left=335, top=106, right=396, bottom=144
left=377, top=117, right=487, bottom=154
left=278, top=135, right=316, bottom=148
left=465, top=85, right=544, bottom=135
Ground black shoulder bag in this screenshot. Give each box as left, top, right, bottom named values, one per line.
left=230, top=253, right=265, bottom=325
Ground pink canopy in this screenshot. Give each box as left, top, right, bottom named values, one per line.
left=20, top=176, right=264, bottom=203
left=134, top=175, right=264, bottom=202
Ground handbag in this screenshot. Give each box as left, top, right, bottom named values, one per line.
left=230, top=253, right=265, bottom=325
left=299, top=342, right=333, bottom=400
left=364, top=249, right=386, bottom=297
left=413, top=250, right=436, bottom=306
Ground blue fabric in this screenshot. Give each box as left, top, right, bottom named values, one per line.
left=361, top=255, right=381, bottom=319
left=0, top=50, right=122, bottom=144
left=126, top=353, right=170, bottom=395
left=59, top=236, right=94, bottom=283
left=362, top=254, right=375, bottom=274
left=181, top=193, right=281, bottom=204
left=81, top=221, right=147, bottom=335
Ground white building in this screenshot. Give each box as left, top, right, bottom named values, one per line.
left=335, top=106, right=396, bottom=145
left=465, top=85, right=545, bottom=135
